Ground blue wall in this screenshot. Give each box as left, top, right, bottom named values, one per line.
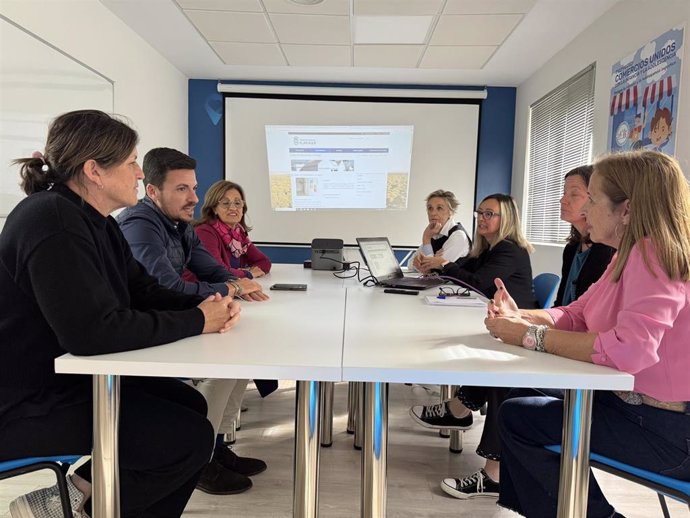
left=477, top=87, right=515, bottom=200
left=188, top=79, right=515, bottom=263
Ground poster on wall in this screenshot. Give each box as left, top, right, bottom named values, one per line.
left=608, top=25, right=684, bottom=155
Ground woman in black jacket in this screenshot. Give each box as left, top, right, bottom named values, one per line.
left=0, top=110, right=238, bottom=518
left=438, top=193, right=537, bottom=308
left=410, top=193, right=537, bottom=500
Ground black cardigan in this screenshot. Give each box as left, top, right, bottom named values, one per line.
left=554, top=241, right=615, bottom=307
left=441, top=239, right=538, bottom=308
left=0, top=185, right=204, bottom=418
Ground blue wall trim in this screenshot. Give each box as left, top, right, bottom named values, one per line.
left=188, top=79, right=223, bottom=219
left=188, top=79, right=516, bottom=264
left=476, top=87, right=516, bottom=203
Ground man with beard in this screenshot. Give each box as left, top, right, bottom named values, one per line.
left=118, top=147, right=268, bottom=496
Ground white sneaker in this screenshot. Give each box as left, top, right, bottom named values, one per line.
left=9, top=475, right=88, bottom=518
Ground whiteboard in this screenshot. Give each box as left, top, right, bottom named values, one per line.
left=0, top=16, right=113, bottom=217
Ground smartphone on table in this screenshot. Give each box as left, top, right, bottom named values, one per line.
left=270, top=283, right=308, bottom=291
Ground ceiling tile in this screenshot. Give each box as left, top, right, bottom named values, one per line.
left=263, top=0, right=350, bottom=15
left=354, top=0, right=443, bottom=16
left=270, top=14, right=351, bottom=45
left=353, top=16, right=432, bottom=44
left=430, top=14, right=522, bottom=45
left=444, top=0, right=536, bottom=15
left=210, top=41, right=286, bottom=65
left=175, top=0, right=263, bottom=11
left=354, top=45, right=424, bottom=68
left=420, top=45, right=496, bottom=69
left=185, top=10, right=276, bottom=42
left=282, top=44, right=351, bottom=66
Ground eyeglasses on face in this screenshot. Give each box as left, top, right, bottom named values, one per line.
left=218, top=199, right=244, bottom=209
left=474, top=209, right=500, bottom=220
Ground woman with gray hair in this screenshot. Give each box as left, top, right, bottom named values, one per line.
left=410, top=189, right=471, bottom=273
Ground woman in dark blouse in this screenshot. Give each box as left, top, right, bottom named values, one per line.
left=439, top=193, right=537, bottom=308
left=0, top=110, right=238, bottom=518
left=410, top=193, right=537, bottom=500
left=554, top=165, right=614, bottom=306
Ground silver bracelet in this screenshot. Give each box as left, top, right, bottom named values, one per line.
left=535, top=325, right=548, bottom=352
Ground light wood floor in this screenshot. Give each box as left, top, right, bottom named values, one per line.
left=1, top=382, right=686, bottom=517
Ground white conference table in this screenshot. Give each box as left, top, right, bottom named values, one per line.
left=55, top=264, right=634, bottom=518
left=56, top=265, right=346, bottom=518
left=343, top=288, right=634, bottom=518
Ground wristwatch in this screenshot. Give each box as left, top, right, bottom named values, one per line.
left=522, top=324, right=547, bottom=352
left=228, top=280, right=243, bottom=298
left=522, top=325, right=539, bottom=350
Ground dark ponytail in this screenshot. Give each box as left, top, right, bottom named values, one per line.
left=15, top=155, right=62, bottom=194
left=15, top=109, right=138, bottom=195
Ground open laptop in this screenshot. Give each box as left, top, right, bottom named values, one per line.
left=356, top=237, right=446, bottom=290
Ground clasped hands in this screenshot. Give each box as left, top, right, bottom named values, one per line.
left=200, top=278, right=270, bottom=333
left=484, top=278, right=530, bottom=347
left=413, top=252, right=446, bottom=273
left=199, top=293, right=241, bottom=334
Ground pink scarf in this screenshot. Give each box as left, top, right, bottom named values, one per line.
left=211, top=219, right=249, bottom=258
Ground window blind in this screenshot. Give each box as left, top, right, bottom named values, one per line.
left=525, top=64, right=595, bottom=244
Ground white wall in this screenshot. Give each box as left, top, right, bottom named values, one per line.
left=512, top=0, right=690, bottom=275
left=0, top=0, right=188, bottom=230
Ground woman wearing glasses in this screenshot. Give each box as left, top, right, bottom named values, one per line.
left=195, top=181, right=272, bottom=279
left=439, top=193, right=536, bottom=307
left=410, top=193, right=537, bottom=500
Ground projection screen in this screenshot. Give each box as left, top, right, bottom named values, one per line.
left=223, top=91, right=480, bottom=247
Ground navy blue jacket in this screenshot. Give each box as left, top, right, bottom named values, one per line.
left=117, top=197, right=235, bottom=297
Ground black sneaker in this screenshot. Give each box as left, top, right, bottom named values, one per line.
left=409, top=402, right=473, bottom=430
left=196, top=458, right=252, bottom=495
left=213, top=445, right=267, bottom=477
left=441, top=469, right=500, bottom=500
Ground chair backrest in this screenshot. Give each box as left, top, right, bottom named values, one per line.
left=533, top=273, right=560, bottom=309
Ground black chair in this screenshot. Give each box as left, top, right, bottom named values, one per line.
left=0, top=455, right=83, bottom=518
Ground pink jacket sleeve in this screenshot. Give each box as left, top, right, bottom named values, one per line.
left=591, top=246, right=686, bottom=374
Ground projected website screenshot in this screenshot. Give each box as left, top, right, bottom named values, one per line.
left=265, top=125, right=413, bottom=211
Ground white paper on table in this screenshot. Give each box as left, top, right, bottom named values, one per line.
left=424, top=295, right=487, bottom=308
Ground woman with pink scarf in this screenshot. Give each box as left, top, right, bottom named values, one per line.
left=195, top=181, right=272, bottom=279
